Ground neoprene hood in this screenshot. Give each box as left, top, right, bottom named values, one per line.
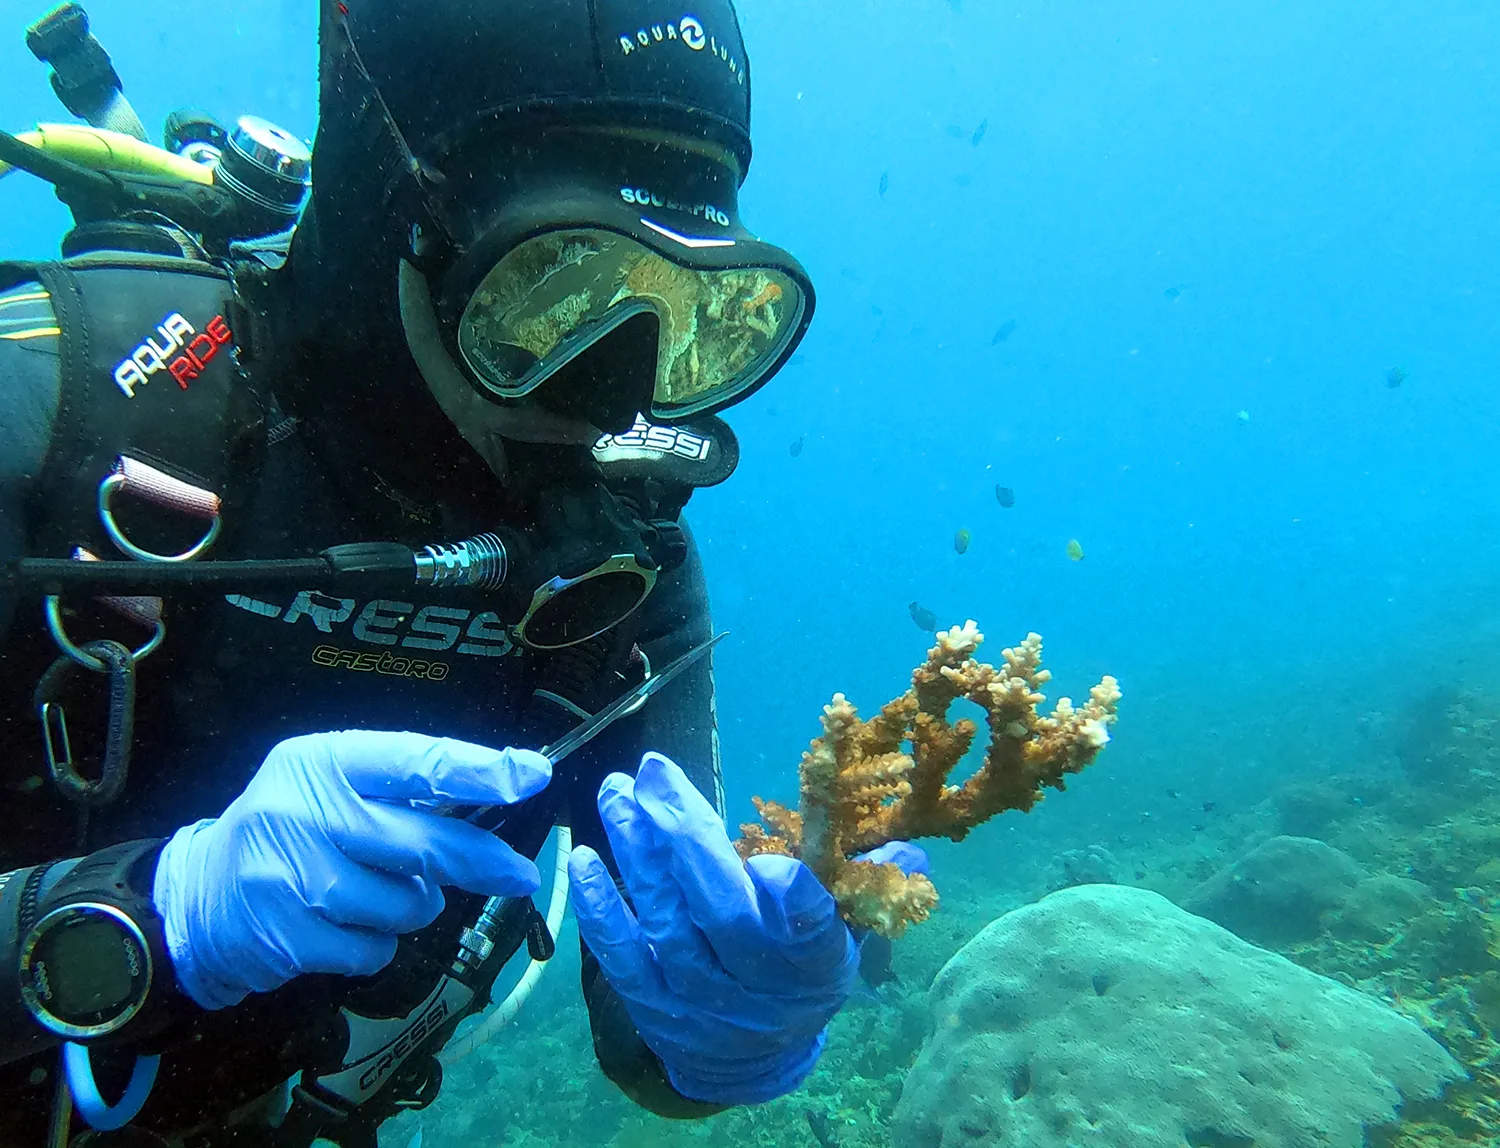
left=314, top=0, right=753, bottom=230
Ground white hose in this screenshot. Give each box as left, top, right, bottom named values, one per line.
left=439, top=825, right=572, bottom=1065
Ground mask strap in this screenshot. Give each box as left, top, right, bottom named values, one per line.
left=331, top=1, right=456, bottom=258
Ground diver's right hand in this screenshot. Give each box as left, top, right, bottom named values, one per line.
left=152, top=730, right=551, bottom=1009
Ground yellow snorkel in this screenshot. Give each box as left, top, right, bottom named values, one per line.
left=0, top=122, right=213, bottom=185
left=0, top=114, right=310, bottom=255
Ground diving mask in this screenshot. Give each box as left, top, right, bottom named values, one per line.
left=416, top=125, right=814, bottom=434
left=454, top=224, right=808, bottom=426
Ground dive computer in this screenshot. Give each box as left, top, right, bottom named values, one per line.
left=16, top=839, right=181, bottom=1042
left=20, top=900, right=153, bottom=1039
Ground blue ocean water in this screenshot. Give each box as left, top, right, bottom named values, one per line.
left=4, top=2, right=1499, bottom=1144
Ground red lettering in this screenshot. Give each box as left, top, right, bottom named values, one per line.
left=188, top=333, right=217, bottom=364
left=207, top=315, right=231, bottom=344
left=169, top=357, right=198, bottom=389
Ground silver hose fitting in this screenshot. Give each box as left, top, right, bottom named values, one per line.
left=414, top=532, right=508, bottom=590
left=453, top=896, right=508, bottom=976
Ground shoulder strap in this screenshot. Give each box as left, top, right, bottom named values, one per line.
left=14, top=253, right=268, bottom=564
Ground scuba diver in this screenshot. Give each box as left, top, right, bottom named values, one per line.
left=0, top=1, right=923, bottom=1144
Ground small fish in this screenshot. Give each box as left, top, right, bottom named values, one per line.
left=1236, top=409, right=1251, bottom=424
left=1163, top=285, right=1183, bottom=301
left=789, top=436, right=804, bottom=458
left=909, top=601, right=938, bottom=632
left=954, top=528, right=971, bottom=554
left=990, top=319, right=1017, bottom=345
left=1165, top=788, right=1180, bottom=799
left=971, top=119, right=988, bottom=147
left=879, top=171, right=889, bottom=197
left=1385, top=366, right=1407, bottom=389
left=1202, top=800, right=1217, bottom=813
left=858, top=933, right=899, bottom=988
left=1066, top=538, right=1085, bottom=561
left=995, top=485, right=1015, bottom=508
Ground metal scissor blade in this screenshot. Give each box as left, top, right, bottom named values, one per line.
left=456, top=631, right=727, bottom=828
left=542, top=630, right=727, bottom=766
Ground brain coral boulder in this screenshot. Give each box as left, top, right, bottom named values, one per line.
left=893, top=885, right=1462, bottom=1148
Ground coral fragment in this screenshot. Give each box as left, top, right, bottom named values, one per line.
left=736, top=623, right=1121, bottom=937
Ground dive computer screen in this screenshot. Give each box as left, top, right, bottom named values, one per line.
left=20, top=902, right=152, bottom=1036
left=44, top=918, right=135, bottom=1012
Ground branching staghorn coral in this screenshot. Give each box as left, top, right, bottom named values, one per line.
left=736, top=622, right=1121, bottom=937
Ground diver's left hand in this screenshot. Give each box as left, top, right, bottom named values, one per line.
left=569, top=752, right=858, bottom=1106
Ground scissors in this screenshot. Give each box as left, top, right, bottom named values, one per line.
left=449, top=630, right=727, bottom=830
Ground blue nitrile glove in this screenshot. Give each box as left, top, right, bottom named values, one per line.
left=853, top=840, right=931, bottom=888
left=571, top=751, right=903, bottom=1106
left=153, top=730, right=551, bottom=1010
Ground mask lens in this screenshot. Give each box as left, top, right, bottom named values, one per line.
left=623, top=252, right=802, bottom=418
left=456, top=229, right=806, bottom=420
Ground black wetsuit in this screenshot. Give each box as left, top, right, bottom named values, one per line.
left=0, top=260, right=725, bottom=1143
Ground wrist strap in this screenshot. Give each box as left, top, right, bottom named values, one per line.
left=17, top=860, right=57, bottom=938
left=39, top=838, right=160, bottom=906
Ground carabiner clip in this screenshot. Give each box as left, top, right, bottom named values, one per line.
left=35, top=639, right=136, bottom=808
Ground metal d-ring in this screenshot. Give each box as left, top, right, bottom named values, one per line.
left=45, top=597, right=165, bottom=672
left=98, top=470, right=222, bottom=563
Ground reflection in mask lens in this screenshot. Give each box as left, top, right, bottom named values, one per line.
left=457, top=229, right=805, bottom=420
